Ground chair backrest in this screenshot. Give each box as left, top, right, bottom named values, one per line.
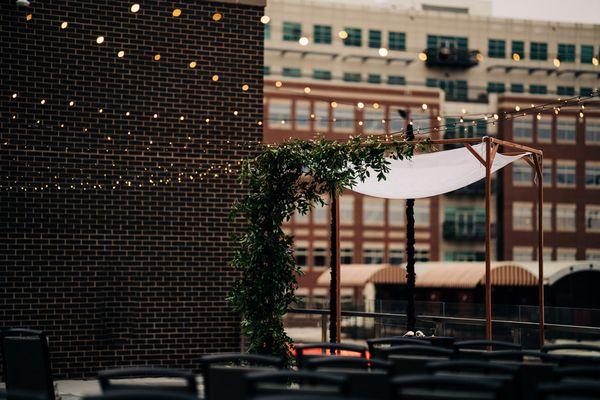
left=537, top=381, right=600, bottom=400
left=83, top=390, right=199, bottom=400
left=97, top=368, right=197, bottom=396
left=481, top=350, right=543, bottom=362
left=251, top=396, right=370, bottom=400
left=245, top=370, right=348, bottom=397
left=295, top=343, right=367, bottom=368
left=390, top=374, right=502, bottom=400
left=367, top=338, right=427, bottom=359
left=540, top=345, right=600, bottom=366
left=379, top=345, right=454, bottom=359
left=304, top=356, right=392, bottom=372
left=199, top=353, right=284, bottom=400
left=0, top=389, right=46, bottom=400
left=554, top=365, right=600, bottom=382
left=0, top=329, right=55, bottom=400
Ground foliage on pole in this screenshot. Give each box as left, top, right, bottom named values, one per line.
left=228, top=137, right=429, bottom=363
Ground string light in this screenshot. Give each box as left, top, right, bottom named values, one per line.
left=172, top=9, right=181, bottom=17
left=421, top=103, right=428, bottom=110
left=260, top=15, right=270, bottom=24
left=536, top=113, right=542, bottom=120
left=60, top=21, right=68, bottom=29
left=338, top=30, right=348, bottom=39
left=298, top=37, right=309, bottom=46
left=189, top=61, right=197, bottom=68
left=513, top=53, right=521, bottom=61
left=330, top=101, right=338, bottom=108
left=242, top=84, right=249, bottom=91
left=96, top=36, right=105, bottom=44
left=153, top=113, right=158, bottom=118
left=303, top=86, right=311, bottom=94
left=69, top=101, right=75, bottom=107
left=117, top=50, right=125, bottom=58
left=130, top=3, right=140, bottom=12
left=125, top=111, right=130, bottom=116
left=378, top=47, right=388, bottom=57
left=357, top=102, right=364, bottom=109
left=418, top=52, right=427, bottom=61
left=373, top=103, right=380, bottom=109
left=212, top=74, right=219, bottom=81
left=515, top=105, right=521, bottom=111
left=11, top=93, right=17, bottom=99
left=593, top=57, right=599, bottom=66
left=553, top=58, right=561, bottom=68
left=275, top=80, right=282, bottom=88
left=26, top=14, right=32, bottom=21
left=40, top=99, right=46, bottom=105
left=154, top=54, right=161, bottom=61
left=212, top=12, right=222, bottom=21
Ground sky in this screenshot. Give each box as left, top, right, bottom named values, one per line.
left=492, top=0, right=600, bottom=24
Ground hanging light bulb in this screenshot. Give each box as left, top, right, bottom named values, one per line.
left=260, top=15, right=270, bottom=24
left=357, top=102, right=364, bottom=109
left=515, top=105, right=521, bottom=111
left=378, top=47, right=388, bottom=57
left=553, top=58, right=561, bottom=68
left=130, top=3, right=140, bottom=13
left=512, top=53, right=521, bottom=61
left=593, top=57, right=599, bottom=66
left=338, top=30, right=348, bottom=39
left=418, top=52, right=427, bottom=61
left=298, top=36, right=309, bottom=46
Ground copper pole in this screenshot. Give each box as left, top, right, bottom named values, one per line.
left=485, top=138, right=493, bottom=342
left=534, top=156, right=545, bottom=348
left=329, top=189, right=341, bottom=343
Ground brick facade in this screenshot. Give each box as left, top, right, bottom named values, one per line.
left=0, top=0, right=264, bottom=378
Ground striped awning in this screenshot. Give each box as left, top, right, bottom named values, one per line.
left=414, top=262, right=538, bottom=288
left=315, top=264, right=406, bottom=287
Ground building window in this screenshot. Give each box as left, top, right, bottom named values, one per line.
left=389, top=31, right=406, bottom=51
left=363, top=197, right=385, bottom=226
left=556, top=248, right=577, bottom=261
left=282, top=22, right=302, bottom=41
left=313, top=70, right=332, bottom=80
left=295, top=101, right=310, bottom=130
left=364, top=108, right=384, bottom=134
left=363, top=246, right=384, bottom=264
left=586, top=162, right=600, bottom=188
left=388, top=199, right=405, bottom=226
left=282, top=67, right=301, bottom=77
left=368, top=29, right=381, bottom=48
left=557, top=86, right=575, bottom=96
left=263, top=66, right=271, bottom=76
left=388, top=247, right=404, bottom=265
left=511, top=83, right=524, bottom=93
left=556, top=118, right=576, bottom=143
left=530, top=85, right=547, bottom=95
left=313, top=246, right=328, bottom=267
left=557, top=44, right=576, bottom=62
left=513, top=247, right=533, bottom=261
left=295, top=209, right=309, bottom=224
left=586, top=249, right=600, bottom=261
left=367, top=74, right=381, bottom=84
left=390, top=106, right=405, bottom=133
left=314, top=24, right=332, bottom=44
left=581, top=87, right=594, bottom=97
left=556, top=160, right=576, bottom=187
left=314, top=101, right=329, bottom=131
left=313, top=200, right=328, bottom=224
left=487, top=82, right=505, bottom=93
left=340, top=195, right=354, bottom=225
left=427, top=78, right=468, bottom=101
left=581, top=45, right=595, bottom=64
left=556, top=204, right=576, bottom=231
left=388, top=75, right=406, bottom=85
left=264, top=23, right=271, bottom=40
left=586, top=206, right=600, bottom=232
left=414, top=200, right=430, bottom=227
left=530, top=42, right=548, bottom=60
left=340, top=246, right=354, bottom=264
left=512, top=163, right=532, bottom=186
left=268, top=100, right=291, bottom=128
left=427, top=35, right=468, bottom=50
left=543, top=159, right=553, bottom=187
left=445, top=251, right=485, bottom=262
left=415, top=248, right=430, bottom=262
left=543, top=203, right=553, bottom=231
left=513, top=119, right=532, bottom=141
left=512, top=40, right=525, bottom=59
left=343, top=72, right=361, bottom=82
left=333, top=105, right=355, bottom=131
left=343, top=27, right=362, bottom=47
left=513, top=202, right=533, bottom=230
left=586, top=119, right=600, bottom=144
left=294, top=244, right=308, bottom=266
left=537, top=115, right=552, bottom=142
left=488, top=39, right=506, bottom=58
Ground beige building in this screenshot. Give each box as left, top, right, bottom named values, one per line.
left=262, top=0, right=600, bottom=268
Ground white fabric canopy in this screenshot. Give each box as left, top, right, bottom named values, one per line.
left=351, top=143, right=528, bottom=199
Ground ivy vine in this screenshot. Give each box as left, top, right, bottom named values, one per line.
left=228, top=136, right=429, bottom=362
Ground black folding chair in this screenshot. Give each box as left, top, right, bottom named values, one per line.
left=199, top=353, right=284, bottom=400
left=481, top=350, right=543, bottom=362
left=537, top=381, right=600, bottom=400
left=0, top=389, right=46, bottom=400
left=97, top=368, right=198, bottom=396
left=83, top=390, right=198, bottom=400
left=554, top=365, right=600, bottom=381
left=294, top=343, right=367, bottom=369
left=454, top=340, right=521, bottom=360
left=305, top=357, right=393, bottom=400
left=540, top=344, right=600, bottom=366
left=245, top=370, right=348, bottom=398
left=390, top=375, right=502, bottom=400
left=367, top=338, right=427, bottom=359
left=251, top=396, right=369, bottom=400
left=0, top=329, right=56, bottom=400
left=383, top=345, right=455, bottom=376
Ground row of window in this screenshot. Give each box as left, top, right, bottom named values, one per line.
left=272, top=22, right=599, bottom=65
left=293, top=197, right=431, bottom=227
left=512, top=203, right=600, bottom=232
left=512, top=247, right=600, bottom=262
left=513, top=117, right=600, bottom=144
left=488, top=40, right=598, bottom=63
left=513, top=161, right=600, bottom=188
left=294, top=244, right=430, bottom=267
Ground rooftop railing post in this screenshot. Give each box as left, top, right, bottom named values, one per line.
left=329, top=188, right=341, bottom=343
left=485, top=137, right=493, bottom=343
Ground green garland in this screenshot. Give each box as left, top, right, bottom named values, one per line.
left=228, top=136, right=428, bottom=362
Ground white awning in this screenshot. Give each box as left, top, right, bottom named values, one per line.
left=351, top=142, right=528, bottom=199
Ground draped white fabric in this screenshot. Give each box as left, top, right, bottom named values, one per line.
left=351, top=143, right=528, bottom=199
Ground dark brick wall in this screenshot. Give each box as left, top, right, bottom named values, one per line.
left=0, top=0, right=263, bottom=378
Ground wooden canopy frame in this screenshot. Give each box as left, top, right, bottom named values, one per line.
left=327, top=136, right=545, bottom=347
